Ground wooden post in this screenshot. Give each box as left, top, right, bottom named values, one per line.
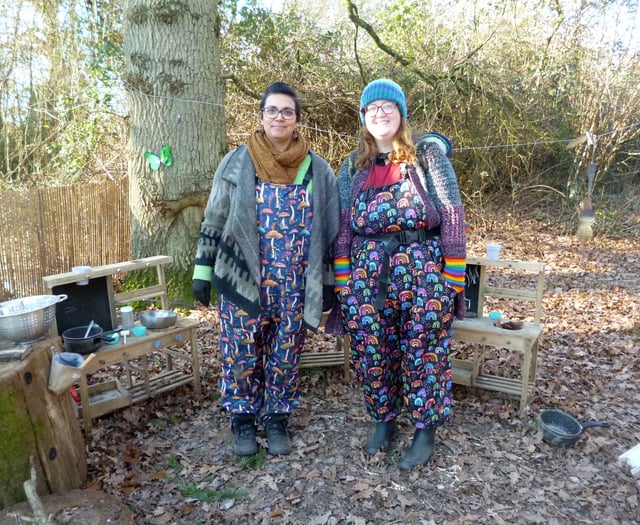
left=0, top=337, right=87, bottom=510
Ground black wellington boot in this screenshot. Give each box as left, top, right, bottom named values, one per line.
left=398, top=426, right=436, bottom=471
left=231, top=414, right=258, bottom=456
left=364, top=420, right=397, bottom=455
left=265, top=414, right=292, bottom=455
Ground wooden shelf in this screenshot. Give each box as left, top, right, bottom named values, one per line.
left=473, top=374, right=536, bottom=398
left=42, top=256, right=173, bottom=289
left=77, top=379, right=131, bottom=419
left=128, top=370, right=195, bottom=403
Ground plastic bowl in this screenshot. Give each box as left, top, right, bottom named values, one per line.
left=131, top=325, right=147, bottom=337
left=139, top=310, right=178, bottom=329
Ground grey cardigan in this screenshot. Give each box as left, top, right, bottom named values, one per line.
left=195, top=144, right=339, bottom=330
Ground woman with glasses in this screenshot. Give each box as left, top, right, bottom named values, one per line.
left=193, top=81, right=339, bottom=457
left=326, top=79, right=466, bottom=470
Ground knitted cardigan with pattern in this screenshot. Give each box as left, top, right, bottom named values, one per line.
left=194, top=144, right=339, bottom=331
left=325, top=137, right=467, bottom=334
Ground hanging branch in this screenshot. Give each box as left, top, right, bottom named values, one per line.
left=344, top=0, right=437, bottom=85
left=344, top=0, right=500, bottom=87
left=351, top=7, right=366, bottom=85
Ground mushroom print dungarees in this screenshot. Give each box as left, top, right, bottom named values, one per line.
left=218, top=180, right=313, bottom=419
left=340, top=173, right=456, bottom=429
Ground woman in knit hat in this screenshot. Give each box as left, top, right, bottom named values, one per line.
left=325, top=78, right=466, bottom=470
left=193, top=82, right=339, bottom=457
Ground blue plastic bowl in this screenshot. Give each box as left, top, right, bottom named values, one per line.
left=131, top=325, right=147, bottom=337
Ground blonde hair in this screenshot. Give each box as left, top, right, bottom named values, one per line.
left=355, top=119, right=417, bottom=170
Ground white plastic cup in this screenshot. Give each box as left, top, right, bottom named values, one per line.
left=486, top=243, right=502, bottom=260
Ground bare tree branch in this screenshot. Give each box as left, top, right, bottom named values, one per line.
left=349, top=4, right=365, bottom=85
left=343, top=0, right=438, bottom=86
left=223, top=74, right=261, bottom=100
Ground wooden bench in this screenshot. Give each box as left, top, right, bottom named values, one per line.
left=43, top=256, right=201, bottom=431
left=302, top=256, right=545, bottom=411
left=299, top=322, right=350, bottom=379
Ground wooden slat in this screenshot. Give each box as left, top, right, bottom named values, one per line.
left=299, top=351, right=345, bottom=368
left=473, top=374, right=536, bottom=397
left=42, top=255, right=173, bottom=289
left=114, top=285, right=168, bottom=304
left=484, top=286, right=538, bottom=301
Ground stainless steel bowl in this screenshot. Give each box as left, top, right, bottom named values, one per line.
left=0, top=294, right=68, bottom=342
left=139, top=309, right=178, bottom=329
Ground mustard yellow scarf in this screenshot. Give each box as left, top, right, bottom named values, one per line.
left=247, top=130, right=309, bottom=184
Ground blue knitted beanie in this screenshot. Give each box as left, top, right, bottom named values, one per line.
left=360, top=79, right=408, bottom=124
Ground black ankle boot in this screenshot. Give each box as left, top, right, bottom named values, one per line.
left=398, top=426, right=436, bottom=471
left=231, top=414, right=258, bottom=456
left=364, top=420, right=396, bottom=455
left=265, top=414, right=292, bottom=455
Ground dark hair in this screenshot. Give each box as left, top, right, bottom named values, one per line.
left=260, top=81, right=301, bottom=120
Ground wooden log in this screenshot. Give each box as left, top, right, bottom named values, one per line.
left=0, top=336, right=87, bottom=510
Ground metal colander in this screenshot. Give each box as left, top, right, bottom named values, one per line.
left=0, top=294, right=68, bottom=343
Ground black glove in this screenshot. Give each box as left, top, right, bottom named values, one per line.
left=192, top=279, right=211, bottom=306
left=322, top=284, right=335, bottom=313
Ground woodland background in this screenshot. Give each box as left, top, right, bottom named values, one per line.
left=2, top=0, right=639, bottom=216
left=1, top=1, right=640, bottom=523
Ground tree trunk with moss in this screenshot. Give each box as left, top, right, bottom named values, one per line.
left=123, top=0, right=227, bottom=301
left=0, top=338, right=86, bottom=509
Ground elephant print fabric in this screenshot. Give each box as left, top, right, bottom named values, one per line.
left=218, top=181, right=312, bottom=417
left=340, top=178, right=456, bottom=427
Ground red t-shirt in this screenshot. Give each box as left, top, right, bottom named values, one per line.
left=365, top=162, right=403, bottom=188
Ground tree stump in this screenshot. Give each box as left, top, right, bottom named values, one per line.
left=0, top=336, right=87, bottom=510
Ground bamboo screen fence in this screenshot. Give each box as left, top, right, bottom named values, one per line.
left=0, top=177, right=131, bottom=302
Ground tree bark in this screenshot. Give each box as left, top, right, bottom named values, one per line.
left=123, top=1, right=227, bottom=271
left=0, top=337, right=87, bottom=510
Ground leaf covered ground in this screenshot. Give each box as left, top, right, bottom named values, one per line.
left=6, top=198, right=640, bottom=525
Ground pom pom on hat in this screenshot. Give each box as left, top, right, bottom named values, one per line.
left=360, top=79, right=408, bottom=124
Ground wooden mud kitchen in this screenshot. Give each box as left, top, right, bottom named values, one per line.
left=43, top=256, right=201, bottom=432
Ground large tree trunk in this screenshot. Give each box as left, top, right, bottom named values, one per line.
left=123, top=1, right=227, bottom=274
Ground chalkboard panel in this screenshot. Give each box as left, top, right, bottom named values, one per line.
left=464, top=264, right=481, bottom=317
left=52, top=277, right=115, bottom=334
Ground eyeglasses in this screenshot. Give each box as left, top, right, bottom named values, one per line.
left=262, top=106, right=297, bottom=120
left=362, top=102, right=397, bottom=117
